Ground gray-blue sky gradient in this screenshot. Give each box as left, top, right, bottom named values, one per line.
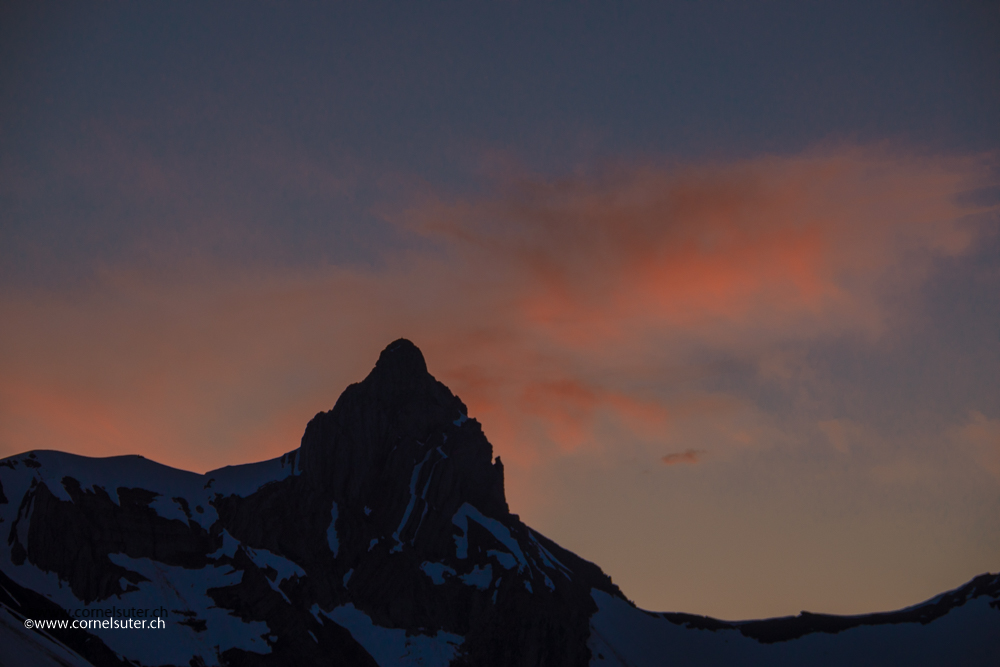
left=1, top=1, right=998, bottom=618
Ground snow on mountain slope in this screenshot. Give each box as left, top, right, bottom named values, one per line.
left=589, top=577, right=1000, bottom=667
left=1, top=339, right=996, bottom=666
left=0, top=340, right=618, bottom=666
left=0, top=604, right=95, bottom=667
left=0, top=450, right=301, bottom=665
left=316, top=603, right=464, bottom=666
left=0, top=448, right=301, bottom=531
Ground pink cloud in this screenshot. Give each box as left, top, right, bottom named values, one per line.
left=1, top=145, right=993, bottom=478
left=414, top=148, right=987, bottom=349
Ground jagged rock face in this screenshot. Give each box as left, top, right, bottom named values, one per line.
left=0, top=339, right=622, bottom=667
left=212, top=339, right=615, bottom=666
left=299, top=338, right=508, bottom=523
left=10, top=478, right=218, bottom=603
left=1, top=339, right=998, bottom=667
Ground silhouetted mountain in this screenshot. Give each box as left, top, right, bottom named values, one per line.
left=1, top=340, right=997, bottom=666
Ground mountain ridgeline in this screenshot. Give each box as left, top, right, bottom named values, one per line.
left=212, top=339, right=618, bottom=665
left=0, top=339, right=997, bottom=667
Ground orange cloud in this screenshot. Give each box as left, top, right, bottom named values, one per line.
left=661, top=449, right=701, bottom=466
left=0, top=145, right=992, bottom=482
left=414, top=148, right=986, bottom=353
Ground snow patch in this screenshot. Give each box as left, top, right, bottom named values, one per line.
left=460, top=564, right=493, bottom=590
left=488, top=549, right=518, bottom=570
left=206, top=450, right=300, bottom=498
left=318, top=604, right=463, bottom=667
left=530, top=532, right=572, bottom=580
left=100, top=553, right=272, bottom=666
left=392, top=448, right=436, bottom=552
left=0, top=606, right=95, bottom=667
left=244, top=545, right=305, bottom=588
left=452, top=503, right=527, bottom=571
left=421, top=562, right=457, bottom=585
left=588, top=589, right=1000, bottom=667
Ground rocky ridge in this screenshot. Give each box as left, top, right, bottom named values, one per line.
left=0, top=340, right=622, bottom=666
left=0, top=339, right=997, bottom=666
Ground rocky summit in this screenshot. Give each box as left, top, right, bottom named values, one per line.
left=1, top=340, right=998, bottom=666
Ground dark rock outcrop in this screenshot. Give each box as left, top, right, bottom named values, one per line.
left=2, top=338, right=995, bottom=667
left=9, top=477, right=219, bottom=603
left=213, top=339, right=619, bottom=666
left=0, top=339, right=623, bottom=667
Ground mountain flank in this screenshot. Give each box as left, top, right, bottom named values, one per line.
left=1, top=339, right=997, bottom=666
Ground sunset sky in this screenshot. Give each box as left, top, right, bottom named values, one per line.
left=2, top=1, right=998, bottom=620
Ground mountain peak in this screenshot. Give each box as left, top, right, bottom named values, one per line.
left=298, top=338, right=508, bottom=517
left=374, top=338, right=428, bottom=377
left=2, top=340, right=991, bottom=667
left=358, top=338, right=436, bottom=402
left=375, top=338, right=427, bottom=373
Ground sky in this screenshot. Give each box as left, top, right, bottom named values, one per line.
left=1, top=0, right=999, bottom=620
